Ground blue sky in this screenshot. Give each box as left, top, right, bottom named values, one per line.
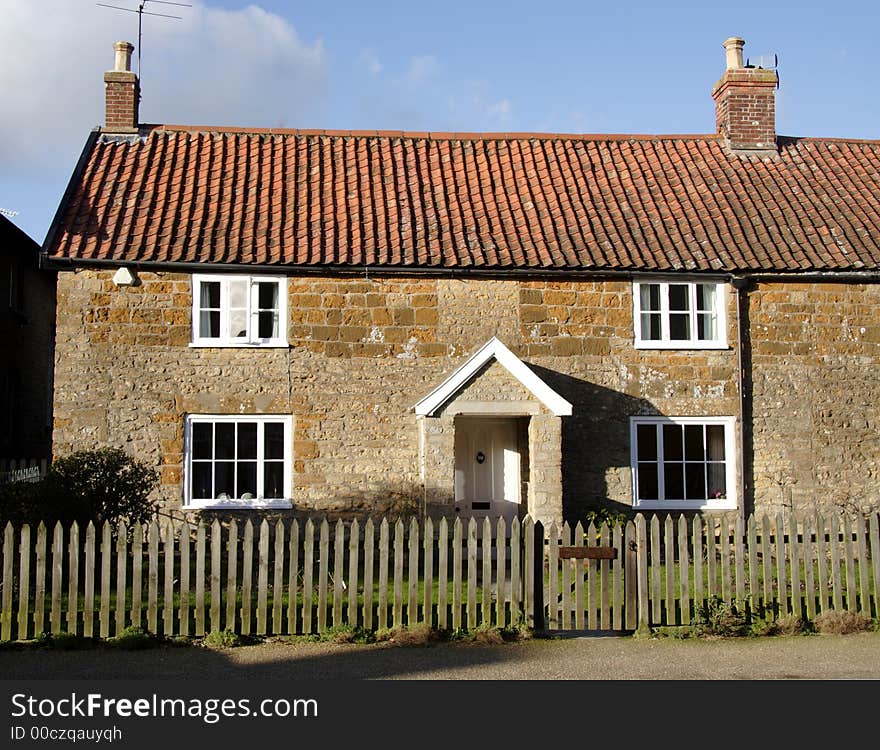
left=2, top=0, right=878, bottom=243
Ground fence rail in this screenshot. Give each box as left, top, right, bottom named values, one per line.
left=0, top=511, right=878, bottom=641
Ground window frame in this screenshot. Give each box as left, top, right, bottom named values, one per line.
left=190, top=274, right=288, bottom=348
left=183, top=414, right=293, bottom=509
left=632, top=279, right=728, bottom=349
left=629, top=415, right=737, bottom=511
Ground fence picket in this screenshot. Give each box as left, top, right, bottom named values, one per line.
left=523, top=518, right=534, bottom=630
left=2, top=523, right=13, bottom=640
left=180, top=523, right=191, bottom=637
left=870, top=514, right=880, bottom=619
left=33, top=523, right=46, bottom=636
left=303, top=519, right=315, bottom=635
left=467, top=519, right=477, bottom=630
left=424, top=518, right=434, bottom=628
left=68, top=522, right=80, bottom=636
left=649, top=516, right=661, bottom=625
left=678, top=515, right=690, bottom=626
left=612, top=523, right=623, bottom=630
left=482, top=518, right=492, bottom=627
left=720, top=515, right=731, bottom=605
left=693, top=516, right=704, bottom=613
left=734, top=515, right=746, bottom=606
left=438, top=518, right=448, bottom=630
left=83, top=524, right=96, bottom=638
left=856, top=516, right=870, bottom=615
left=774, top=512, right=788, bottom=616
left=600, top=523, right=611, bottom=630
left=288, top=520, right=300, bottom=635
left=574, top=522, right=585, bottom=630
left=362, top=519, right=373, bottom=632
left=194, top=522, right=205, bottom=636
left=348, top=519, right=359, bottom=629
left=393, top=519, right=404, bottom=629
left=17, top=525, right=30, bottom=641
left=226, top=520, right=238, bottom=631
left=377, top=519, right=388, bottom=632
left=148, top=521, right=159, bottom=634
left=706, top=517, right=717, bottom=600
left=789, top=515, right=801, bottom=618
left=116, top=521, right=128, bottom=636
left=271, top=521, right=285, bottom=634
left=130, top=523, right=144, bottom=627
left=242, top=520, right=254, bottom=635
left=586, top=522, right=597, bottom=630
left=100, top=522, right=112, bottom=638
left=830, top=514, right=843, bottom=611
left=803, top=515, right=816, bottom=621
left=761, top=516, right=773, bottom=617
left=409, top=518, right=420, bottom=626
left=560, top=522, right=571, bottom=631
left=547, top=522, right=558, bottom=631
left=333, top=520, right=345, bottom=628
left=496, top=517, right=506, bottom=628
left=664, top=516, right=675, bottom=625
left=210, top=520, right=221, bottom=633
left=257, top=520, right=270, bottom=635
left=816, top=514, right=829, bottom=613
left=635, top=515, right=648, bottom=631
left=843, top=515, right=856, bottom=612
left=163, top=523, right=174, bottom=637
left=316, top=519, right=328, bottom=633
left=50, top=522, right=63, bottom=634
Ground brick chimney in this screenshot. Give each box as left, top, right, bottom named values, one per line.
left=103, top=41, right=139, bottom=133
left=712, top=37, right=778, bottom=152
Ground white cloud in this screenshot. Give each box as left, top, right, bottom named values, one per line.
left=358, top=48, right=383, bottom=76
left=0, top=1, right=327, bottom=172
left=404, top=55, right=439, bottom=85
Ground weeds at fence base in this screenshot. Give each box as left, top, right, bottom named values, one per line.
left=814, top=610, right=874, bottom=635
left=107, top=626, right=158, bottom=650
left=202, top=629, right=243, bottom=649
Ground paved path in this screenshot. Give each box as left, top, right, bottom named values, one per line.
left=3, top=631, right=880, bottom=680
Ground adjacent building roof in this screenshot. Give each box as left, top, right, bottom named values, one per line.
left=44, top=126, right=880, bottom=273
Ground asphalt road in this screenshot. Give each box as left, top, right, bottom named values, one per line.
left=3, top=631, right=880, bottom=680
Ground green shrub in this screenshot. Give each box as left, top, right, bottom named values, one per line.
left=37, top=632, right=93, bottom=650
left=693, top=596, right=749, bottom=637
left=577, top=508, right=629, bottom=528
left=203, top=629, right=241, bottom=649
left=320, top=625, right=372, bottom=644
left=0, top=448, right=159, bottom=527
left=107, top=626, right=156, bottom=650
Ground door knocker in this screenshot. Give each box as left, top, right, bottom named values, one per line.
left=475, top=451, right=485, bottom=464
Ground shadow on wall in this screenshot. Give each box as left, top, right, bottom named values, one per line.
left=528, top=365, right=659, bottom=524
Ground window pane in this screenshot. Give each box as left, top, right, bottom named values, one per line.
left=637, top=463, right=658, bottom=501
left=697, top=312, right=716, bottom=340
left=214, top=462, right=235, bottom=499
left=706, top=425, right=725, bottom=462
left=258, top=311, right=277, bottom=339
left=264, top=462, right=285, bottom=499
left=685, top=463, right=707, bottom=501
left=669, top=313, right=690, bottom=340
left=668, top=284, right=689, bottom=311
left=664, top=463, right=684, bottom=500
left=237, top=462, right=257, bottom=499
left=662, top=424, right=683, bottom=461
left=696, top=284, right=716, bottom=312
left=708, top=463, right=727, bottom=499
left=237, top=422, right=257, bottom=459
left=265, top=422, right=285, bottom=459
left=637, top=424, right=657, bottom=461
left=640, top=284, right=661, bottom=312
left=192, top=423, right=213, bottom=460
left=215, top=423, right=235, bottom=459
left=641, top=312, right=661, bottom=340
left=200, top=310, right=220, bottom=338
left=684, top=425, right=704, bottom=460
left=191, top=463, right=212, bottom=499
left=229, top=280, right=248, bottom=308
left=228, top=308, right=248, bottom=339
left=200, top=281, right=220, bottom=309
left=257, top=282, right=278, bottom=310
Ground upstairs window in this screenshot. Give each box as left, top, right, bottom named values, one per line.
left=633, top=280, right=726, bottom=349
left=191, top=275, right=287, bottom=347
left=630, top=416, right=736, bottom=510
left=184, top=414, right=292, bottom=509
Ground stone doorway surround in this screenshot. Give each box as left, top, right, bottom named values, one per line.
left=414, top=337, right=572, bottom=528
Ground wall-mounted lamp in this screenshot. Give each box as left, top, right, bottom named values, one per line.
left=112, top=266, right=139, bottom=287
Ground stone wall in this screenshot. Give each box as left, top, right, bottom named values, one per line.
left=51, top=269, right=879, bottom=521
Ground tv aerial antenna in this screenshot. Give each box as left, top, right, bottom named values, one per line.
left=0, top=208, right=19, bottom=218
left=96, top=0, right=192, bottom=79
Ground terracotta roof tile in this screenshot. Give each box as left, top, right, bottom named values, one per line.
left=45, top=128, right=880, bottom=272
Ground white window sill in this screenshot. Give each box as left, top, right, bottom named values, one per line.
left=633, top=500, right=738, bottom=511
left=189, top=342, right=290, bottom=349
left=634, top=340, right=729, bottom=351
left=184, top=499, right=293, bottom=510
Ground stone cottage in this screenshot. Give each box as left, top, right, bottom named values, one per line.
left=42, top=38, right=880, bottom=526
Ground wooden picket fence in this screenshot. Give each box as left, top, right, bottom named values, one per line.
left=0, top=511, right=878, bottom=641
left=0, top=458, right=48, bottom=485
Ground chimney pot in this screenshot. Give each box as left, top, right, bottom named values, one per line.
left=723, top=37, right=745, bottom=70
left=113, top=41, right=134, bottom=73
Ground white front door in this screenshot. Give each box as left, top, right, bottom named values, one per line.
left=454, top=417, right=521, bottom=524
